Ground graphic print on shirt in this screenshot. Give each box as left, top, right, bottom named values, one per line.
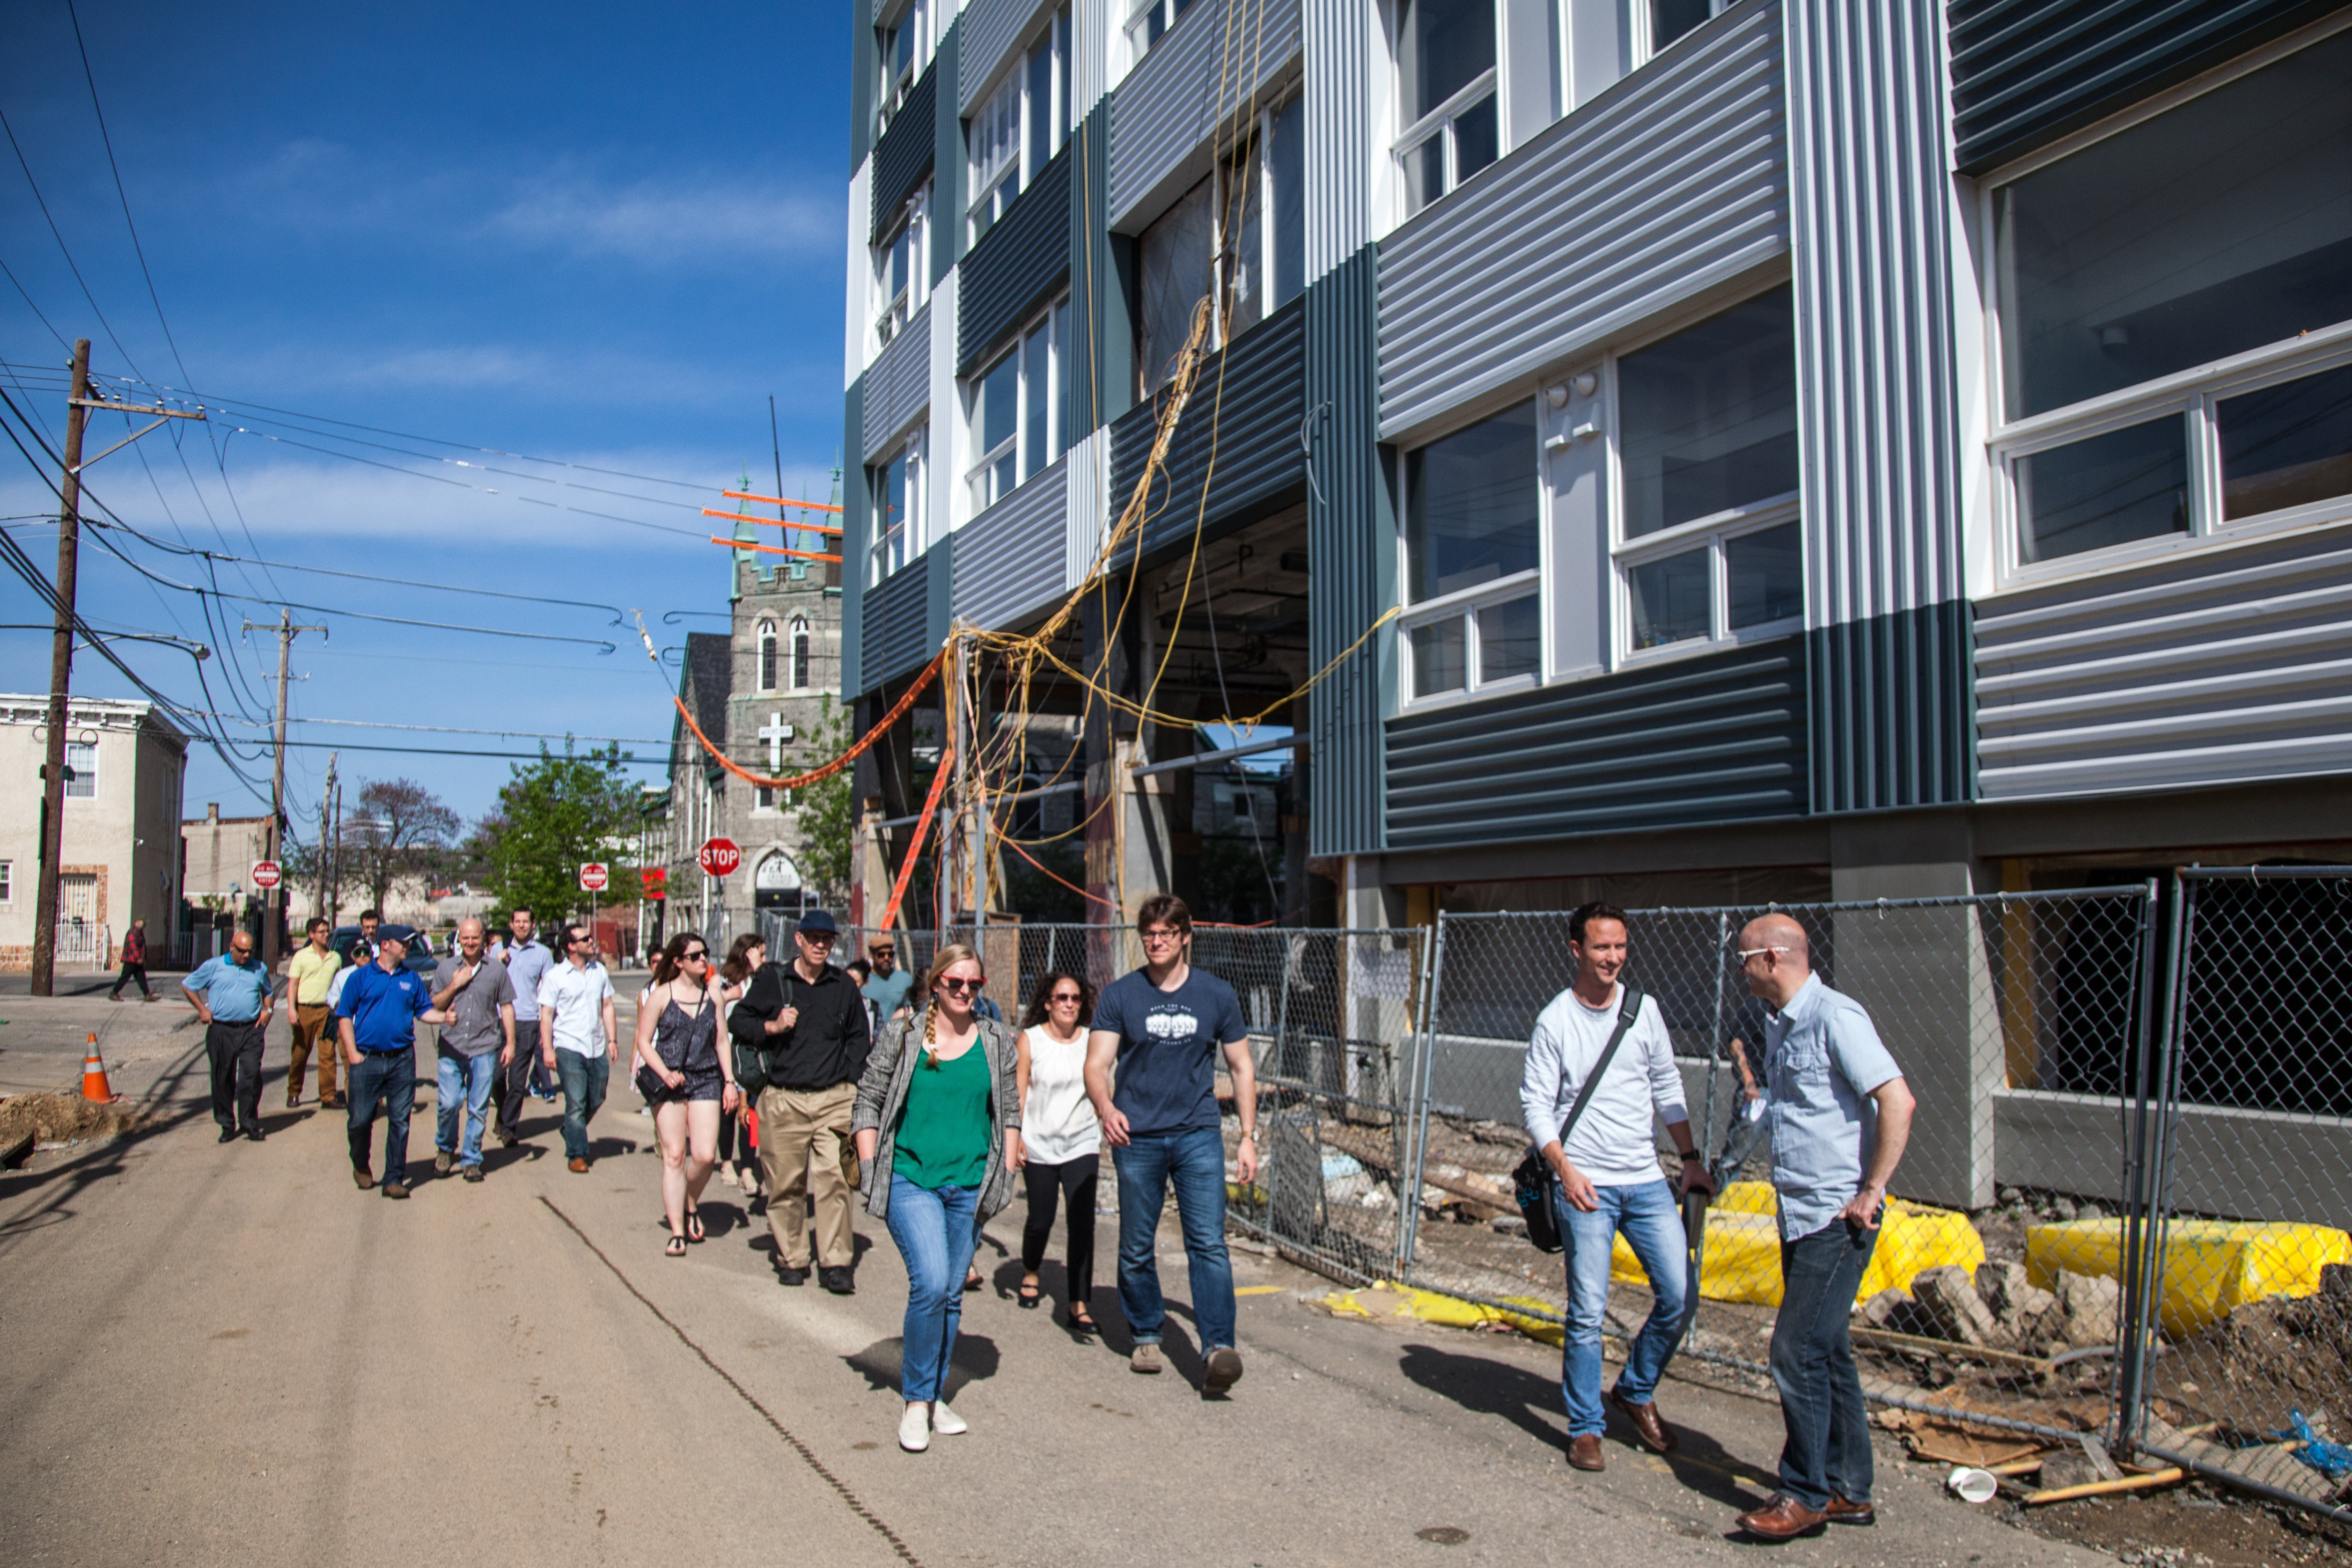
left=1143, top=1006, right=1201, bottom=1040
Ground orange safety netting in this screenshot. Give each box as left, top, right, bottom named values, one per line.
left=882, top=740, right=956, bottom=931
left=670, top=650, right=940, bottom=790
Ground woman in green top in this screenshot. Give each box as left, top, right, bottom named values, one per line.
left=852, top=943, right=1023, bottom=1453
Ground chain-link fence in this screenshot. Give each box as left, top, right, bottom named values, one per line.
left=2124, top=868, right=2352, bottom=1519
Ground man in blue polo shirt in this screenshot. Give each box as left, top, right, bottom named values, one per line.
left=182, top=928, right=278, bottom=1143
left=336, top=930, right=453, bottom=1198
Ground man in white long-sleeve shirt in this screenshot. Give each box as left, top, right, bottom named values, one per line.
left=1521, top=901, right=1713, bottom=1473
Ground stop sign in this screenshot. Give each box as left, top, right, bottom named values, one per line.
left=578, top=862, right=609, bottom=893
left=698, top=837, right=741, bottom=877
left=250, top=860, right=281, bottom=890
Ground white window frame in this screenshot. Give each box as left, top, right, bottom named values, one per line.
left=1633, top=0, right=1734, bottom=66
left=1981, top=16, right=2352, bottom=590
left=964, top=295, right=1068, bottom=514
left=1215, top=92, right=1303, bottom=341
left=1126, top=0, right=1198, bottom=65
left=877, top=0, right=933, bottom=133
left=64, top=739, right=96, bottom=799
left=790, top=615, right=812, bottom=690
left=0, top=861, right=13, bottom=903
left=1392, top=411, right=1544, bottom=710
left=967, top=12, right=1072, bottom=246
left=872, top=433, right=924, bottom=584
left=874, top=187, right=930, bottom=350
left=756, top=619, right=778, bottom=691
left=1393, top=66, right=1499, bottom=218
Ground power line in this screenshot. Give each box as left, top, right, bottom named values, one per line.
left=0, top=111, right=141, bottom=376
left=63, top=0, right=190, bottom=388
left=0, top=254, right=69, bottom=350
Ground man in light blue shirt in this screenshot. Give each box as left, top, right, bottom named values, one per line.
left=493, top=907, right=556, bottom=1143
left=182, top=929, right=278, bottom=1143
left=1731, top=913, right=1915, bottom=1542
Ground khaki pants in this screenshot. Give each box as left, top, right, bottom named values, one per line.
left=289, top=1003, right=337, bottom=1102
left=757, top=1082, right=857, bottom=1270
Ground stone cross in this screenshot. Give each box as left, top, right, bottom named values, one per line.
left=758, top=712, right=794, bottom=771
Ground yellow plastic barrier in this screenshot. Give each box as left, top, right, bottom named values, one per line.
left=1318, top=1282, right=1567, bottom=1347
left=1610, top=1181, right=1986, bottom=1308
left=2027, top=1218, right=2352, bottom=1339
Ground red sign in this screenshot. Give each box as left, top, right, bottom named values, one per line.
left=578, top=862, right=609, bottom=893
left=640, top=866, right=667, bottom=901
left=698, top=837, right=742, bottom=877
left=250, top=860, right=281, bottom=890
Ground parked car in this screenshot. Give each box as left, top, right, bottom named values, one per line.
left=328, top=923, right=440, bottom=976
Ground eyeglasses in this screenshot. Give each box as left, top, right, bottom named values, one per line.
left=936, top=976, right=984, bottom=994
left=1140, top=928, right=1185, bottom=947
left=801, top=932, right=837, bottom=946
left=1734, top=945, right=1789, bottom=961
left=1050, top=990, right=1084, bottom=1004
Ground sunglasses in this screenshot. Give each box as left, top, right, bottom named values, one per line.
left=1050, top=990, right=1083, bottom=1004
left=801, top=932, right=837, bottom=945
left=683, top=950, right=708, bottom=962
left=936, top=976, right=985, bottom=994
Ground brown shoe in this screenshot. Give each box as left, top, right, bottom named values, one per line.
left=352, top=1167, right=374, bottom=1190
left=1823, top=1494, right=1875, bottom=1527
left=1567, top=1434, right=1606, bottom=1472
left=568, top=1157, right=590, bottom=1173
left=1609, top=1389, right=1677, bottom=1454
left=1736, top=1495, right=1828, bottom=1539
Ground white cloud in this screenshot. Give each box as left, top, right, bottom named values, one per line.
left=484, top=174, right=841, bottom=267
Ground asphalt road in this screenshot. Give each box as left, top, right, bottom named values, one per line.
left=0, top=993, right=2113, bottom=1567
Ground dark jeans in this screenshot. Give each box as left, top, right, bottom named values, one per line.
left=1021, top=1153, right=1099, bottom=1306
left=496, top=1019, right=541, bottom=1135
left=555, top=1050, right=609, bottom=1161
left=1771, top=1218, right=1881, bottom=1509
left=1114, top=1127, right=1236, bottom=1351
left=347, top=1050, right=418, bottom=1185
left=205, top=1020, right=265, bottom=1132
left=109, top=960, right=150, bottom=999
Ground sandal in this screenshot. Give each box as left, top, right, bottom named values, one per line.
left=1017, top=1279, right=1043, bottom=1309
left=1067, top=1308, right=1097, bottom=1335
left=664, top=1234, right=688, bottom=1257
left=685, top=1208, right=706, bottom=1244
left=964, top=1268, right=983, bottom=1293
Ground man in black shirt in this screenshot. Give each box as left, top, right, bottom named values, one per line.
left=731, top=909, right=872, bottom=1293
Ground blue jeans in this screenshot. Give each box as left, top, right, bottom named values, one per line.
left=1553, top=1177, right=1692, bottom=1436
left=346, top=1050, right=416, bottom=1184
left=883, top=1174, right=982, bottom=1403
left=555, top=1050, right=609, bottom=1161
left=435, top=1048, right=498, bottom=1167
left=1114, top=1126, right=1236, bottom=1352
left=1771, top=1218, right=1879, bottom=1509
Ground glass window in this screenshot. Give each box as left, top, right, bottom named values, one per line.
left=969, top=76, right=1021, bottom=241
left=1628, top=550, right=1710, bottom=650
left=970, top=303, right=1066, bottom=512
left=1137, top=177, right=1215, bottom=397
left=1027, top=33, right=1054, bottom=177
left=1219, top=137, right=1264, bottom=342
left=1270, top=95, right=1305, bottom=309
left=2016, top=417, right=2189, bottom=563
left=791, top=617, right=812, bottom=689
left=1479, top=594, right=1540, bottom=682
left=1410, top=619, right=1466, bottom=696
left=1404, top=401, right=1540, bottom=602
left=874, top=189, right=928, bottom=347
left=1619, top=287, right=1799, bottom=537
left=757, top=620, right=778, bottom=690
left=0, top=862, right=12, bottom=902
left=1128, top=0, right=1199, bottom=59
left=873, top=443, right=914, bottom=581
left=2218, top=362, right=2352, bottom=521
left=1650, top=0, right=1727, bottom=54
left=65, top=740, right=96, bottom=799
left=1022, top=320, right=1052, bottom=478
left=1395, top=0, right=1499, bottom=216
left=977, top=352, right=1018, bottom=498
left=1996, top=29, right=2352, bottom=422
left=1725, top=523, right=1802, bottom=629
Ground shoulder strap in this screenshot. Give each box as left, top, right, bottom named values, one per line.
left=1557, top=986, right=1646, bottom=1145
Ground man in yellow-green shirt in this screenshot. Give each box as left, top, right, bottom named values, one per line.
left=287, top=917, right=344, bottom=1108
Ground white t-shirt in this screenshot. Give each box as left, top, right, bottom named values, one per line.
left=1519, top=985, right=1689, bottom=1187
left=537, top=960, right=615, bottom=1056
left=1020, top=1024, right=1101, bottom=1164
left=325, top=965, right=357, bottom=1011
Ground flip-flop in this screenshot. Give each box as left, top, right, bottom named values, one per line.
left=686, top=1208, right=706, bottom=1243
left=664, top=1234, right=688, bottom=1257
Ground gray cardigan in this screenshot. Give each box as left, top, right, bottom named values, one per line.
left=850, top=1010, right=1022, bottom=1221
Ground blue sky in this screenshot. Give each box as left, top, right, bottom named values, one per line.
left=0, top=0, right=848, bottom=843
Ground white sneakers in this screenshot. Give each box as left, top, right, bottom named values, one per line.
left=898, top=1399, right=968, bottom=1451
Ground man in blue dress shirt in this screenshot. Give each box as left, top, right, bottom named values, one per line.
left=182, top=929, right=278, bottom=1143
left=335, top=930, right=454, bottom=1198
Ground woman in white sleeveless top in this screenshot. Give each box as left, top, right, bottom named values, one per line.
left=1014, top=970, right=1101, bottom=1333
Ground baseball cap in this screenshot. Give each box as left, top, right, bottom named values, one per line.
left=797, top=909, right=839, bottom=935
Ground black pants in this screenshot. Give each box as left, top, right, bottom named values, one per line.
left=496, top=1019, right=541, bottom=1135
left=1020, top=1154, right=1099, bottom=1306
left=109, top=961, right=150, bottom=999
left=205, top=1019, right=265, bottom=1133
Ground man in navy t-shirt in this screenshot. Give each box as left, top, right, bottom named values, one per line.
left=1084, top=894, right=1259, bottom=1396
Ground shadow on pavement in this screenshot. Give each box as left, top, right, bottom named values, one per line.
left=0, top=1035, right=211, bottom=1258
left=844, top=1332, right=1001, bottom=1400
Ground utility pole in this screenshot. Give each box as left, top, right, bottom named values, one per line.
left=29, top=341, right=206, bottom=995
left=244, top=609, right=328, bottom=965
left=316, top=752, right=337, bottom=933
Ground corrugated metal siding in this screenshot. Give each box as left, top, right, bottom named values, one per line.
left=926, top=530, right=956, bottom=662
left=1976, top=528, right=2352, bottom=800
left=863, top=551, right=932, bottom=687
left=953, top=457, right=1070, bottom=631
left=1306, top=249, right=1387, bottom=857
left=1385, top=637, right=1811, bottom=850
left=1107, top=293, right=1306, bottom=565
left=933, top=21, right=965, bottom=282
left=1067, top=102, right=1132, bottom=435
left=862, top=302, right=933, bottom=462
left=958, top=147, right=1073, bottom=373
left=1375, top=1, right=1787, bottom=439
left=843, top=376, right=868, bottom=697
left=1106, top=0, right=1303, bottom=230
left=1065, top=425, right=1110, bottom=589
left=1948, top=0, right=2337, bottom=174
left=871, top=62, right=938, bottom=241
left=1302, top=0, right=1370, bottom=286
left=1786, top=0, right=1969, bottom=810
left=961, top=0, right=1055, bottom=112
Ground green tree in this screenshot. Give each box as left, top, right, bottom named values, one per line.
left=796, top=696, right=854, bottom=904
left=478, top=743, right=645, bottom=924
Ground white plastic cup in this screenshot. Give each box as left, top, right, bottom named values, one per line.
left=1947, top=1466, right=1999, bottom=1504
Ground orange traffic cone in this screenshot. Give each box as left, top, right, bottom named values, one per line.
left=81, top=1033, right=121, bottom=1104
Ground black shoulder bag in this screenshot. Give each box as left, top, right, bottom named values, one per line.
left=1512, top=987, right=1646, bottom=1254
left=733, top=969, right=793, bottom=1099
